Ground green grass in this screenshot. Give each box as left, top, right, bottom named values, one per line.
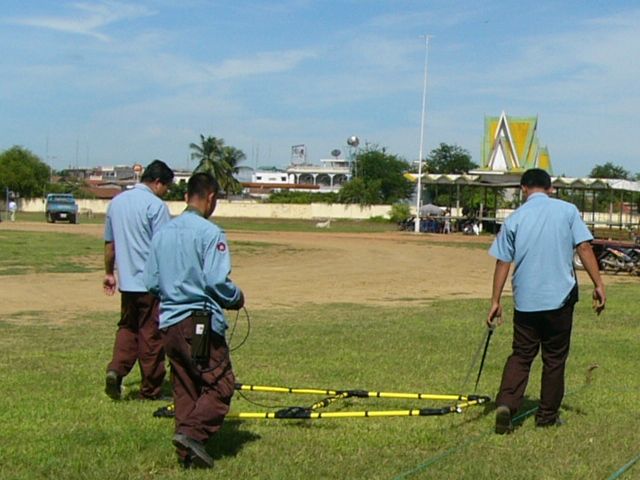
left=215, top=216, right=397, bottom=233
left=11, top=211, right=398, bottom=232
left=0, top=231, right=295, bottom=276
left=11, top=211, right=106, bottom=224
left=0, top=231, right=102, bottom=274
left=1, top=286, right=638, bottom=479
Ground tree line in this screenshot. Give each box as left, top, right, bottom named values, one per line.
left=1, top=139, right=638, bottom=213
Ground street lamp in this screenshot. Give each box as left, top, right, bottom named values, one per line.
left=415, top=35, right=431, bottom=233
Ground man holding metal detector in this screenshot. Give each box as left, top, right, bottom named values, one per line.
left=487, top=168, right=606, bottom=434
left=103, top=159, right=174, bottom=400
left=144, top=172, right=244, bottom=469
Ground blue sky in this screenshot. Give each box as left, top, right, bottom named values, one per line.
left=1, top=0, right=638, bottom=176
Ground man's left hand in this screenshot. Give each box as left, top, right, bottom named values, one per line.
left=103, top=274, right=117, bottom=296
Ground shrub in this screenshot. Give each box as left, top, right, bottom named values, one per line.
left=266, top=191, right=339, bottom=204
left=389, top=203, right=411, bottom=224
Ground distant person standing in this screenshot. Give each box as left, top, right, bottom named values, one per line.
left=8, top=199, right=17, bottom=222
left=442, top=208, right=452, bottom=234
left=103, top=160, right=174, bottom=400
left=487, top=168, right=605, bottom=434
left=144, top=172, right=244, bottom=469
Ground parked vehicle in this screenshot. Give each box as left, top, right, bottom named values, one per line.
left=574, top=238, right=640, bottom=275
left=45, top=193, right=79, bottom=224
left=598, top=246, right=637, bottom=274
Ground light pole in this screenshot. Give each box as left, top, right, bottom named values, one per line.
left=414, top=35, right=431, bottom=233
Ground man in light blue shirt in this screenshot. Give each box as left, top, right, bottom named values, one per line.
left=103, top=159, right=174, bottom=401
left=144, top=172, right=244, bottom=469
left=487, top=168, right=605, bottom=434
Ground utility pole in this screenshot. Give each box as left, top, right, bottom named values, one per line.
left=414, top=35, right=431, bottom=233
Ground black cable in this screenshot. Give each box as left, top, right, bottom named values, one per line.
left=198, top=307, right=250, bottom=373
left=229, top=307, right=250, bottom=352
left=227, top=309, right=240, bottom=342
left=235, top=388, right=291, bottom=410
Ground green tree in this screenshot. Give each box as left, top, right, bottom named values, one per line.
left=588, top=162, right=633, bottom=212
left=418, top=143, right=485, bottom=210
left=589, top=162, right=630, bottom=180
left=165, top=179, right=188, bottom=201
left=338, top=178, right=383, bottom=205
left=190, top=134, right=246, bottom=195
left=345, top=146, right=413, bottom=204
left=0, top=146, right=51, bottom=198
left=425, top=143, right=477, bottom=174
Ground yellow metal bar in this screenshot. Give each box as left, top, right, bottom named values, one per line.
left=373, top=392, right=465, bottom=401
left=230, top=412, right=280, bottom=419
left=309, top=392, right=351, bottom=411
left=454, top=398, right=490, bottom=411
left=228, top=409, right=448, bottom=419
left=237, top=384, right=338, bottom=396
left=236, top=383, right=475, bottom=401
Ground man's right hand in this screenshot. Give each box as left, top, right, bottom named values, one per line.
left=592, top=285, right=606, bottom=315
left=487, top=302, right=503, bottom=328
left=229, top=290, right=245, bottom=310
left=103, top=274, right=117, bottom=296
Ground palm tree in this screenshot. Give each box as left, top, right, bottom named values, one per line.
left=189, top=134, right=246, bottom=196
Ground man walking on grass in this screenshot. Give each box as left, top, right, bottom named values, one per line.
left=103, top=159, right=174, bottom=400
left=487, top=168, right=606, bottom=434
left=144, top=172, right=244, bottom=469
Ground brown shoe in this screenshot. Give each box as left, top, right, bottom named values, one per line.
left=495, top=405, right=513, bottom=434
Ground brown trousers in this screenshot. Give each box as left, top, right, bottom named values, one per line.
left=106, top=292, right=166, bottom=399
left=496, top=301, right=574, bottom=424
left=162, top=315, right=235, bottom=455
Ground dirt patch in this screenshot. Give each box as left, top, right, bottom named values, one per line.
left=0, top=221, right=629, bottom=318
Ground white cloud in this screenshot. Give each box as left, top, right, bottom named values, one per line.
left=212, top=49, right=317, bottom=80
left=6, top=1, right=154, bottom=41
left=465, top=9, right=640, bottom=105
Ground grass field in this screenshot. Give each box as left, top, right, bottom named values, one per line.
left=8, top=212, right=398, bottom=233
left=10, top=211, right=106, bottom=225
left=0, top=231, right=103, bottom=275
left=1, top=228, right=639, bottom=479
left=0, top=229, right=307, bottom=276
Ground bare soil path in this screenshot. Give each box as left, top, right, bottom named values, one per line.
left=1, top=221, right=625, bottom=317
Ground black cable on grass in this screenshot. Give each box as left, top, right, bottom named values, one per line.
left=234, top=388, right=292, bottom=410
left=226, top=307, right=286, bottom=408
left=393, top=382, right=592, bottom=480
left=228, top=307, right=250, bottom=352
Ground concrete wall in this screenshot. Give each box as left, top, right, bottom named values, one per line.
left=19, top=197, right=393, bottom=220
left=17, top=197, right=640, bottom=226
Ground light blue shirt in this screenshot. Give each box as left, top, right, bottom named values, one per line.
left=489, top=192, right=593, bottom=312
left=143, top=209, right=243, bottom=335
left=104, top=183, right=171, bottom=292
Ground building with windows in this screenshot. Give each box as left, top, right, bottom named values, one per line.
left=286, top=157, right=350, bottom=191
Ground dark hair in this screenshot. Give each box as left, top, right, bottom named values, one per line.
left=520, top=168, right=551, bottom=189
left=188, top=172, right=219, bottom=198
left=141, top=159, right=174, bottom=185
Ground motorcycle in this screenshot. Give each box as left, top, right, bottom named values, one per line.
left=598, top=246, right=637, bottom=275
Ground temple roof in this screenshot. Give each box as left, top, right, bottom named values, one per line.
left=481, top=111, right=553, bottom=174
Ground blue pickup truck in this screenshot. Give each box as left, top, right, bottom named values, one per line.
left=45, top=193, right=79, bottom=224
